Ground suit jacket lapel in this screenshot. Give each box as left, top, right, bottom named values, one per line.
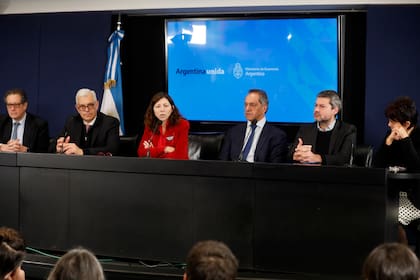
left=90, top=113, right=103, bottom=145
left=254, top=125, right=266, bottom=160
left=328, top=121, right=340, bottom=154
left=3, top=118, right=12, bottom=141
left=308, top=124, right=318, bottom=145
left=22, top=113, right=36, bottom=148
left=71, top=116, right=83, bottom=146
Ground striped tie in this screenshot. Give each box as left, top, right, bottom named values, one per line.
left=242, top=123, right=257, bottom=161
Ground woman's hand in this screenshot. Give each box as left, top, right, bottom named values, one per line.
left=143, top=140, right=153, bottom=150
left=386, top=126, right=412, bottom=145
left=164, top=146, right=175, bottom=153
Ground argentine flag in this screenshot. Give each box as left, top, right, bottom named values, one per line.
left=101, top=29, right=125, bottom=135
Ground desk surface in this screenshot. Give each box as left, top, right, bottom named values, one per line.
left=0, top=152, right=392, bottom=277
left=388, top=171, right=420, bottom=180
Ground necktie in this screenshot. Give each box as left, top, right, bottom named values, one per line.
left=242, top=123, right=257, bottom=161
left=85, top=125, right=90, bottom=141
left=11, top=122, right=20, bottom=140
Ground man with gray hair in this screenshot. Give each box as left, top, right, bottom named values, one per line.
left=53, top=88, right=119, bottom=155
left=219, top=88, right=288, bottom=163
left=289, top=89, right=356, bottom=166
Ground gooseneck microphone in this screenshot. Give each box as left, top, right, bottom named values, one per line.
left=59, top=131, right=68, bottom=154
left=348, top=142, right=355, bottom=167
left=238, top=119, right=257, bottom=161
left=146, top=120, right=162, bottom=158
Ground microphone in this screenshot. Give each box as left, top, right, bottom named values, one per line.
left=349, top=142, right=354, bottom=166
left=59, top=116, right=73, bottom=154
left=59, top=131, right=68, bottom=154
left=345, top=141, right=355, bottom=167
left=238, top=119, right=257, bottom=161
left=146, top=120, right=161, bottom=157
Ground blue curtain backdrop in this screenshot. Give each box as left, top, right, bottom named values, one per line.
left=0, top=12, right=111, bottom=137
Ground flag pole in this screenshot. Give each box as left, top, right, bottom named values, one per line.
left=101, top=15, right=125, bottom=135
left=117, top=13, right=121, bottom=31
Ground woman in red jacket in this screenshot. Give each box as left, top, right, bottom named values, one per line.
left=137, top=92, right=189, bottom=159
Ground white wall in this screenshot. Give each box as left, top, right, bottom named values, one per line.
left=1, top=0, right=420, bottom=15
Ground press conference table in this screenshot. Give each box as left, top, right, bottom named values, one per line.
left=0, top=152, right=396, bottom=277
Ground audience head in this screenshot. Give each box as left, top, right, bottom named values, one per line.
left=4, top=88, right=28, bottom=121
left=184, top=240, right=238, bottom=280
left=144, top=91, right=182, bottom=129
left=244, top=89, right=268, bottom=122
left=47, top=247, right=105, bottom=280
left=314, top=90, right=341, bottom=124
left=75, top=88, right=99, bottom=123
left=385, top=96, right=418, bottom=129
left=362, top=243, right=420, bottom=280
left=0, top=227, right=26, bottom=280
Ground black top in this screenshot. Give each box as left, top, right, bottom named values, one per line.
left=374, top=126, right=420, bottom=172
left=315, top=130, right=332, bottom=156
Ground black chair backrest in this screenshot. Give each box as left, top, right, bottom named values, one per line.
left=352, top=145, right=374, bottom=167
left=188, top=133, right=225, bottom=160
left=119, top=135, right=138, bottom=157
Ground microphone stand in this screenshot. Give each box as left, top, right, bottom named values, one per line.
left=146, top=120, right=161, bottom=158
left=60, top=131, right=68, bottom=154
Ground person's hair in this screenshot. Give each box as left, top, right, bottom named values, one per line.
left=362, top=243, right=420, bottom=280
left=0, top=227, right=26, bottom=279
left=75, top=88, right=97, bottom=104
left=185, top=240, right=239, bottom=280
left=248, top=89, right=269, bottom=107
left=4, top=88, right=28, bottom=104
left=317, top=90, right=342, bottom=112
left=144, top=91, right=182, bottom=131
left=384, top=96, right=418, bottom=128
left=47, top=247, right=105, bottom=280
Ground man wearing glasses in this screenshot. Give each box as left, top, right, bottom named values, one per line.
left=53, top=88, right=119, bottom=155
left=0, top=88, right=49, bottom=153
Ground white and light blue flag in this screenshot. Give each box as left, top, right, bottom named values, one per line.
left=101, top=29, right=125, bottom=135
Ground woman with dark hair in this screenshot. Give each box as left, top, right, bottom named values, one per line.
left=362, top=243, right=420, bottom=280
left=0, top=227, right=26, bottom=280
left=374, top=96, right=420, bottom=250
left=137, top=92, right=189, bottom=159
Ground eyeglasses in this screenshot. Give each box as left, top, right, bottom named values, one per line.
left=6, top=103, right=23, bottom=109
left=77, top=103, right=95, bottom=111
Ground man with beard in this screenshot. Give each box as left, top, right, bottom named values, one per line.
left=289, top=90, right=356, bottom=166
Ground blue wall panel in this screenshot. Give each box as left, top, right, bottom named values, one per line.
left=0, top=12, right=111, bottom=137
left=365, top=6, right=420, bottom=149
left=0, top=14, right=41, bottom=116
left=38, top=12, right=111, bottom=137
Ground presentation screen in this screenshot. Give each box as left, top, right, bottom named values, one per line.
left=165, top=16, right=340, bottom=123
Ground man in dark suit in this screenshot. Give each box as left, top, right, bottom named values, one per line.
left=53, top=88, right=119, bottom=155
left=289, top=90, right=356, bottom=166
left=0, top=88, right=49, bottom=153
left=219, top=89, right=288, bottom=163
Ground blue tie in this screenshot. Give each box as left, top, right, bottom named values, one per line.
left=242, top=123, right=257, bottom=161
left=11, top=122, right=20, bottom=140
